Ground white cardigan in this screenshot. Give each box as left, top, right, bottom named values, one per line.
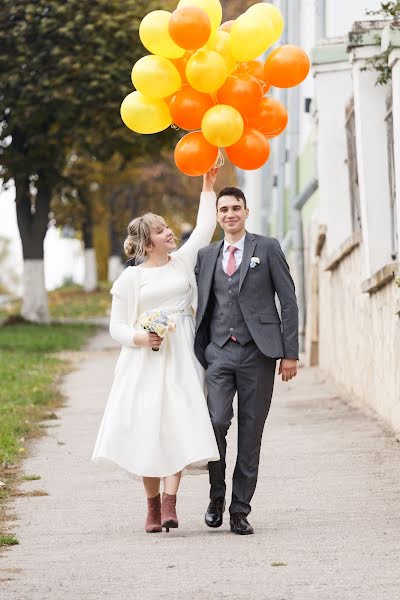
left=109, top=191, right=217, bottom=350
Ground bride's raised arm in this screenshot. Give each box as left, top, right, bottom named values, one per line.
left=173, top=168, right=219, bottom=268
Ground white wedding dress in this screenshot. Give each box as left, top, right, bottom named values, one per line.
left=92, top=192, right=220, bottom=478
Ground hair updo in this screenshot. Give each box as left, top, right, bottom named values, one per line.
left=123, top=213, right=167, bottom=260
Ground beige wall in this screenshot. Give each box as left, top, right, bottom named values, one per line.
left=317, top=243, right=400, bottom=433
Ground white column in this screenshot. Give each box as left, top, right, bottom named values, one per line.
left=389, top=49, right=400, bottom=256
left=350, top=46, right=392, bottom=276
left=326, top=0, right=385, bottom=37
left=242, top=168, right=267, bottom=235
left=313, top=54, right=353, bottom=255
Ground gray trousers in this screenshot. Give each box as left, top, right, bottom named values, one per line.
left=205, top=339, right=276, bottom=516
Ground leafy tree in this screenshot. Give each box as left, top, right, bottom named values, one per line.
left=367, top=2, right=400, bottom=19
left=54, top=149, right=234, bottom=264
left=220, top=0, right=257, bottom=21
left=364, top=2, right=400, bottom=85
left=0, top=0, right=176, bottom=321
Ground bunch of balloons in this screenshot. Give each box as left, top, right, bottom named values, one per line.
left=120, top=0, right=310, bottom=176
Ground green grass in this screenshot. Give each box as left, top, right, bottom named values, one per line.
left=0, top=283, right=111, bottom=321
left=21, top=474, right=41, bottom=481
left=0, top=322, right=95, bottom=353
left=0, top=323, right=93, bottom=464
left=47, top=283, right=111, bottom=319
left=0, top=322, right=94, bottom=541
left=0, top=534, right=19, bottom=546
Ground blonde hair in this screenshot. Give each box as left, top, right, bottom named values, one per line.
left=123, top=213, right=168, bottom=259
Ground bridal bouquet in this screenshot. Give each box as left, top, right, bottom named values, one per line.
left=139, top=307, right=184, bottom=351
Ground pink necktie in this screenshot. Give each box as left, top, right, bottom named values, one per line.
left=226, top=245, right=238, bottom=276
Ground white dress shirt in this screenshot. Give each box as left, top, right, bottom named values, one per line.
left=222, top=234, right=246, bottom=274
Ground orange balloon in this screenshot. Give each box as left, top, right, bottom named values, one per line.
left=246, top=97, right=288, bottom=137
left=171, top=51, right=196, bottom=84
left=226, top=128, right=270, bottom=170
left=237, top=60, right=270, bottom=92
left=170, top=85, right=214, bottom=130
left=170, top=56, right=188, bottom=84
left=169, top=6, right=212, bottom=50
left=264, top=45, right=310, bottom=88
left=174, top=131, right=218, bottom=176
left=217, top=74, right=263, bottom=118
left=219, top=20, right=235, bottom=32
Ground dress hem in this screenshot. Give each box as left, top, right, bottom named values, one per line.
left=92, top=454, right=220, bottom=479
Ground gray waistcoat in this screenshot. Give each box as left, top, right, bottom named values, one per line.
left=209, top=248, right=253, bottom=347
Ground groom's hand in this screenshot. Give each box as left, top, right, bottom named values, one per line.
left=279, top=358, right=298, bottom=382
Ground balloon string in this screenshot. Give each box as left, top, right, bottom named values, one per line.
left=171, top=123, right=179, bottom=130
left=215, top=149, right=225, bottom=168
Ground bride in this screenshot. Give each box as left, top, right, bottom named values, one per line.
left=92, top=168, right=220, bottom=533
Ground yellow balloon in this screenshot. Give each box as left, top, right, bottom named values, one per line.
left=120, top=92, right=172, bottom=134
left=131, top=56, right=182, bottom=99
left=205, top=31, right=237, bottom=74
left=139, top=11, right=185, bottom=59
left=177, top=0, right=222, bottom=33
left=231, top=12, right=275, bottom=61
left=186, top=49, right=227, bottom=93
left=246, top=3, right=284, bottom=44
left=202, top=105, right=244, bottom=147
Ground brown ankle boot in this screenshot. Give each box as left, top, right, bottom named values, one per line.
left=145, top=494, right=162, bottom=533
left=161, top=492, right=178, bottom=532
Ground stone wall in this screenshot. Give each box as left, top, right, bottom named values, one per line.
left=318, top=242, right=400, bottom=433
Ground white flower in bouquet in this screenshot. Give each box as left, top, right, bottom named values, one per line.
left=139, top=307, right=183, bottom=351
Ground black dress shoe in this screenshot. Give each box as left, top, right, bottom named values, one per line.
left=230, top=512, right=254, bottom=535
left=205, top=497, right=226, bottom=528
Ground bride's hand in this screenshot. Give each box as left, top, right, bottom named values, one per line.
left=202, top=167, right=219, bottom=192
left=133, top=332, right=163, bottom=349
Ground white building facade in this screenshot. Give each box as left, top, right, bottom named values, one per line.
left=311, top=21, right=400, bottom=433
left=241, top=1, right=400, bottom=433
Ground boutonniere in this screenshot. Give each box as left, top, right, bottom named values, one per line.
left=249, top=257, right=261, bottom=269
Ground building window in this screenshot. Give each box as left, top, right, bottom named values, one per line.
left=345, top=98, right=362, bottom=233
left=385, top=91, right=398, bottom=260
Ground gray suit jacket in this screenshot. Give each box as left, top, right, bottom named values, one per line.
left=194, top=232, right=299, bottom=369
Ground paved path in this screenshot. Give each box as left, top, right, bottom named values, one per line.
left=1, top=330, right=400, bottom=600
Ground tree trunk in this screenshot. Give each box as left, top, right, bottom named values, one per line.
left=15, top=175, right=50, bottom=323
left=82, top=198, right=98, bottom=292
left=108, top=255, right=123, bottom=281
left=108, top=209, right=123, bottom=282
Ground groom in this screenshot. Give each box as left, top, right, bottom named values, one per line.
left=194, top=186, right=299, bottom=535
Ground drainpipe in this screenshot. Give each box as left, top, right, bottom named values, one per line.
left=316, top=0, right=327, bottom=41
left=261, top=0, right=278, bottom=236
left=276, top=0, right=288, bottom=240
left=286, top=0, right=304, bottom=349
left=293, top=179, right=319, bottom=212
left=281, top=230, right=293, bottom=254
left=292, top=177, right=319, bottom=352
left=260, top=159, right=273, bottom=235
left=287, top=0, right=300, bottom=225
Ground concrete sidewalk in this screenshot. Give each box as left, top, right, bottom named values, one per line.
left=1, top=330, right=399, bottom=600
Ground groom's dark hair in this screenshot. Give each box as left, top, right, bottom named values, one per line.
left=216, top=187, right=247, bottom=210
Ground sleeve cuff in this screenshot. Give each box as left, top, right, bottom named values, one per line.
left=200, top=190, right=217, bottom=199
